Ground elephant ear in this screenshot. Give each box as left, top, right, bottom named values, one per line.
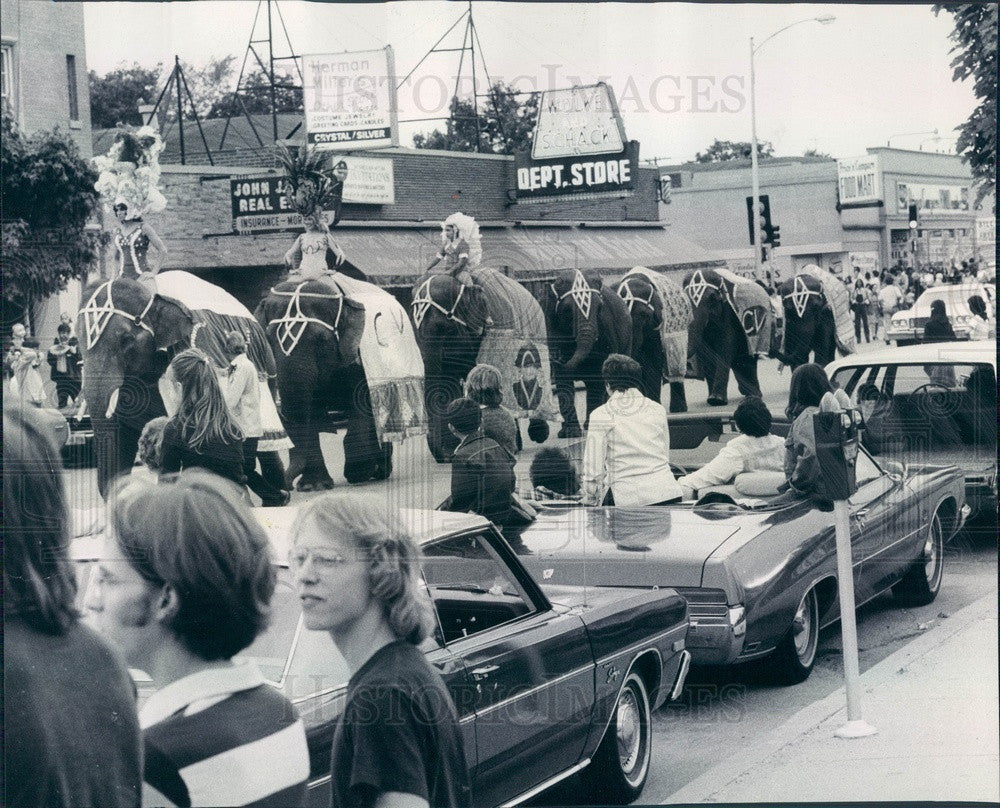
left=147, top=294, right=195, bottom=351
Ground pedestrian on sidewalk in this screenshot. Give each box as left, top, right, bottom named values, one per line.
left=222, top=331, right=290, bottom=506
left=581, top=354, right=683, bottom=506
left=47, top=322, right=83, bottom=408
left=851, top=280, right=871, bottom=343
left=5, top=403, right=142, bottom=808
left=291, top=493, right=471, bottom=808
left=85, top=470, right=310, bottom=807
left=877, top=280, right=903, bottom=343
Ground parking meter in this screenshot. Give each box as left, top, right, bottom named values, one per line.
left=813, top=408, right=863, bottom=500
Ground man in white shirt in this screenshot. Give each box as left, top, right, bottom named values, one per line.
left=677, top=397, right=784, bottom=499
left=223, top=331, right=289, bottom=506
left=877, top=281, right=904, bottom=343
left=582, top=354, right=683, bottom=506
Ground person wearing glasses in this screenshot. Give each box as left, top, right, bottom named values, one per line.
left=291, top=492, right=471, bottom=808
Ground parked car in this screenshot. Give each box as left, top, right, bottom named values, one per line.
left=827, top=340, right=997, bottom=526
left=886, top=282, right=995, bottom=345
left=72, top=507, right=690, bottom=807
left=514, top=411, right=968, bottom=686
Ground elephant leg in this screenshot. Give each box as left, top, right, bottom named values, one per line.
left=343, top=413, right=382, bottom=484
left=813, top=311, right=837, bottom=365
left=286, top=420, right=333, bottom=491
left=554, top=368, right=583, bottom=438
left=732, top=352, right=762, bottom=398
left=668, top=381, right=688, bottom=413
left=701, top=345, right=729, bottom=404
left=95, top=420, right=141, bottom=499
left=582, top=375, right=606, bottom=429
left=258, top=451, right=287, bottom=493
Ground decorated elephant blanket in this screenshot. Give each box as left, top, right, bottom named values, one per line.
left=621, top=267, right=691, bottom=382
left=714, top=267, right=775, bottom=356
left=334, top=274, right=428, bottom=443
left=799, top=266, right=856, bottom=355
left=153, top=271, right=289, bottom=445
left=470, top=267, right=561, bottom=423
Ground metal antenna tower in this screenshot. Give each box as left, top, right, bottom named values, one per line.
left=219, top=0, right=304, bottom=151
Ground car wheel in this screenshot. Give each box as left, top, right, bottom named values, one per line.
left=892, top=511, right=944, bottom=606
left=582, top=670, right=652, bottom=804
left=771, top=586, right=820, bottom=685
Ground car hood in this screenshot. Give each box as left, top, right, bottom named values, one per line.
left=515, top=506, right=749, bottom=588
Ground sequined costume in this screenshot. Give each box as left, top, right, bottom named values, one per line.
left=114, top=227, right=152, bottom=279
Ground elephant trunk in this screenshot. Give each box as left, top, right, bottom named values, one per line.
left=563, top=311, right=598, bottom=372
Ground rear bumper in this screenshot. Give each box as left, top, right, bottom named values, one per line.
left=669, top=650, right=692, bottom=701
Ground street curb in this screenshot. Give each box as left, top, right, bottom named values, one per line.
left=663, top=591, right=998, bottom=805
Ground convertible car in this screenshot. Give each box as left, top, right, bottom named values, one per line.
left=515, top=412, right=968, bottom=685
left=72, top=507, right=690, bottom=807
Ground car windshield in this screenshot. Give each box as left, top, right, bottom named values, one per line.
left=830, top=361, right=996, bottom=470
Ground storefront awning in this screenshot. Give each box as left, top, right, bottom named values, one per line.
left=338, top=224, right=721, bottom=285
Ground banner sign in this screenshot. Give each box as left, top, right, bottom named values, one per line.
left=327, top=155, right=395, bottom=205
left=848, top=251, right=880, bottom=275
left=302, top=47, right=397, bottom=150
left=976, top=217, right=995, bottom=245
left=531, top=83, right=627, bottom=160
left=515, top=141, right=639, bottom=199
left=896, top=182, right=970, bottom=214
left=837, top=155, right=882, bottom=205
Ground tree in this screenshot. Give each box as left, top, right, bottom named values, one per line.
left=2, top=106, right=101, bottom=315
left=413, top=82, right=538, bottom=154
left=89, top=63, right=163, bottom=128
left=803, top=147, right=833, bottom=159
left=933, top=3, right=997, bottom=204
left=206, top=68, right=303, bottom=118
left=694, top=139, right=774, bottom=162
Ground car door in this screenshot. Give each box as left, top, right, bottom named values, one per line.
left=421, top=528, right=595, bottom=808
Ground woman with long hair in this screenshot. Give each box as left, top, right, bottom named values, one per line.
left=159, top=348, right=246, bottom=486
left=922, top=299, right=956, bottom=342
left=782, top=363, right=835, bottom=500
left=4, top=403, right=142, bottom=807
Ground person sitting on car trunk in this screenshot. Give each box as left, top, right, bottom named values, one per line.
left=677, top=397, right=784, bottom=500
left=922, top=299, right=956, bottom=342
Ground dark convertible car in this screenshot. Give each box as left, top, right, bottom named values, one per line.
left=515, top=414, right=968, bottom=685
left=73, top=508, right=690, bottom=807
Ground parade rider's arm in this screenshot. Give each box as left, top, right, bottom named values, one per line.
left=581, top=412, right=611, bottom=506
left=284, top=235, right=303, bottom=269
left=142, top=223, right=168, bottom=272
left=425, top=251, right=443, bottom=272
left=324, top=229, right=346, bottom=266
left=677, top=440, right=746, bottom=495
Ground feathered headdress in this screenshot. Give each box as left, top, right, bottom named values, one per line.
left=442, top=212, right=482, bottom=269
left=275, top=144, right=343, bottom=217
left=93, top=125, right=167, bottom=219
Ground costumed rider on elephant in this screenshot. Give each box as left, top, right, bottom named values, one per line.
left=279, top=147, right=367, bottom=283
left=424, top=213, right=492, bottom=333
left=93, top=125, right=169, bottom=292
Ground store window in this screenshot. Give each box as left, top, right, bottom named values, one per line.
left=1, top=43, right=14, bottom=112
left=66, top=55, right=79, bottom=121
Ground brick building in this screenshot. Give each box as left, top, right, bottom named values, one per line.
left=659, top=148, right=993, bottom=281
left=94, top=115, right=720, bottom=311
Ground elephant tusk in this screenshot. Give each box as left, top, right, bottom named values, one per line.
left=106, top=387, right=121, bottom=419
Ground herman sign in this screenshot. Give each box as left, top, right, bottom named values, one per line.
left=531, top=83, right=627, bottom=160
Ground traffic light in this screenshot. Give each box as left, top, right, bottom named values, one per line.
left=768, top=225, right=781, bottom=248
left=746, top=194, right=774, bottom=245
left=908, top=203, right=919, bottom=230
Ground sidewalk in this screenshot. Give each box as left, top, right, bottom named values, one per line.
left=666, top=592, right=999, bottom=804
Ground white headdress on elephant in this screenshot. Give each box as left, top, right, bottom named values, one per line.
left=93, top=125, right=167, bottom=219
left=442, top=212, right=482, bottom=269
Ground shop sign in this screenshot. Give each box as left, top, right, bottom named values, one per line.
left=837, top=155, right=882, bottom=205
left=975, top=217, right=995, bottom=245
left=302, top=47, right=397, bottom=150
left=896, top=182, right=969, bottom=213
left=327, top=155, right=395, bottom=205
left=848, top=251, right=880, bottom=275
left=531, top=83, right=627, bottom=160
left=231, top=175, right=299, bottom=234
left=515, top=141, right=638, bottom=199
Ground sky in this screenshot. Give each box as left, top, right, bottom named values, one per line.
left=83, top=1, right=977, bottom=163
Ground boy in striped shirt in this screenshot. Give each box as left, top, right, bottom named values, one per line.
left=84, top=470, right=310, bottom=807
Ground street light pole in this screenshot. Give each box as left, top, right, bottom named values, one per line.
left=749, top=15, right=836, bottom=279
left=750, top=36, right=762, bottom=278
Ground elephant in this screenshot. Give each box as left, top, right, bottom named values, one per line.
left=682, top=268, right=771, bottom=406
left=616, top=268, right=690, bottom=413
left=411, top=270, right=553, bottom=462
left=255, top=276, right=393, bottom=490
left=773, top=266, right=855, bottom=370
left=77, top=273, right=276, bottom=497
left=545, top=269, right=633, bottom=438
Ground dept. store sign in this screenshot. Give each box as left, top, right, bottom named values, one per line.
left=515, top=141, right=639, bottom=199
left=837, top=155, right=882, bottom=206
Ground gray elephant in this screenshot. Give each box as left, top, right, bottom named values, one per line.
left=773, top=265, right=855, bottom=369
left=78, top=271, right=277, bottom=497
left=617, top=267, right=690, bottom=412
left=255, top=275, right=396, bottom=490
left=683, top=267, right=772, bottom=406
left=546, top=269, right=633, bottom=438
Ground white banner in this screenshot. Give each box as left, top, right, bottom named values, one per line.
left=975, top=217, right=995, bottom=245
left=896, top=182, right=969, bottom=213
left=837, top=155, right=882, bottom=205
left=303, top=47, right=397, bottom=150
left=848, top=251, right=880, bottom=275
left=531, top=83, right=627, bottom=160
left=328, top=155, right=395, bottom=205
